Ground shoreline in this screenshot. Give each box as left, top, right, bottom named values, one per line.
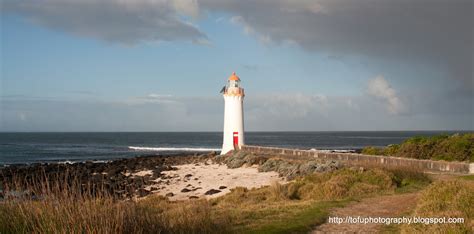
left=1, top=153, right=221, bottom=200
left=1, top=150, right=342, bottom=201
left=0, top=152, right=217, bottom=168
left=0, top=149, right=361, bottom=167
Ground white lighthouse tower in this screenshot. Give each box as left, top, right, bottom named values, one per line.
left=221, top=72, right=245, bottom=155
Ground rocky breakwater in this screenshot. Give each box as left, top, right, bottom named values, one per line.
left=0, top=152, right=218, bottom=200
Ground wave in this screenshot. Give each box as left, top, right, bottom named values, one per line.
left=128, top=146, right=220, bottom=152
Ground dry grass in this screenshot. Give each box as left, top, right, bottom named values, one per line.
left=0, top=197, right=230, bottom=234
left=290, top=168, right=396, bottom=200
left=1, top=165, right=431, bottom=233
left=0, top=170, right=230, bottom=234
left=401, top=180, right=474, bottom=233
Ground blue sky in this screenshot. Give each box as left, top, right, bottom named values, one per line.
left=1, top=0, right=473, bottom=131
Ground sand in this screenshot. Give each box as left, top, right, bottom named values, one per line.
left=145, top=160, right=284, bottom=201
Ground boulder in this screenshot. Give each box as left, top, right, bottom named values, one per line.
left=181, top=188, right=192, bottom=193
left=204, top=189, right=221, bottom=195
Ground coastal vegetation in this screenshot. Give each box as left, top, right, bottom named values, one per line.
left=401, top=180, right=474, bottom=233
left=362, top=133, right=474, bottom=162
left=0, top=157, right=432, bottom=233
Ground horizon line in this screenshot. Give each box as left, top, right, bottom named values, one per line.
left=1, top=130, right=473, bottom=133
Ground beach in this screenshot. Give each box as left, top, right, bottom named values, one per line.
left=151, top=161, right=284, bottom=200
left=0, top=152, right=286, bottom=201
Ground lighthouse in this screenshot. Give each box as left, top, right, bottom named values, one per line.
left=221, top=72, right=245, bottom=155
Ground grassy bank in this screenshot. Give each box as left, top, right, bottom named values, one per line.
left=362, top=133, right=474, bottom=162
left=401, top=179, right=474, bottom=233
left=0, top=164, right=430, bottom=233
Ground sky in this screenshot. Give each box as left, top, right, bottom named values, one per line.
left=0, top=0, right=473, bottom=132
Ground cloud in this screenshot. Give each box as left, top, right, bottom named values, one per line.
left=18, top=113, right=27, bottom=121
left=144, top=93, right=173, bottom=100
left=201, top=0, right=473, bottom=90
left=4, top=0, right=472, bottom=90
left=367, top=75, right=404, bottom=114
left=230, top=15, right=272, bottom=44
left=2, top=0, right=206, bottom=45
left=2, top=93, right=472, bottom=131
left=241, top=64, right=258, bottom=71
left=249, top=93, right=328, bottom=119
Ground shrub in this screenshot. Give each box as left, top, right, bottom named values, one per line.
left=361, top=147, right=384, bottom=155
left=224, top=151, right=267, bottom=168
left=258, top=158, right=339, bottom=179
left=362, top=133, right=474, bottom=162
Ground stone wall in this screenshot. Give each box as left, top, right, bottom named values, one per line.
left=240, top=145, right=474, bottom=174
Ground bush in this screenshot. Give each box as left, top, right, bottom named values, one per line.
left=361, top=147, right=384, bottom=155
left=258, top=158, right=339, bottom=179
left=362, top=133, right=474, bottom=162
left=223, top=151, right=267, bottom=168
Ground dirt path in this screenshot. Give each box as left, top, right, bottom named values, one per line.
left=312, top=193, right=419, bottom=233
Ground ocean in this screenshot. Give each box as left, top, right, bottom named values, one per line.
left=0, top=131, right=465, bottom=165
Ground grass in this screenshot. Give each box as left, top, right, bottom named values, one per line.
left=241, top=200, right=349, bottom=234
left=362, top=133, right=474, bottom=162
left=460, top=174, right=474, bottom=181
left=209, top=167, right=430, bottom=233
left=400, top=179, right=474, bottom=233
left=0, top=195, right=230, bottom=234
left=0, top=164, right=431, bottom=233
left=0, top=170, right=230, bottom=234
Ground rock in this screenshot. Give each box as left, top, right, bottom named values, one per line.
left=189, top=196, right=199, bottom=199
left=204, top=189, right=221, bottom=195
left=181, top=188, right=192, bottom=193
left=218, top=186, right=227, bottom=189
left=137, top=188, right=151, bottom=197
left=0, top=152, right=223, bottom=201
left=165, top=192, right=174, bottom=197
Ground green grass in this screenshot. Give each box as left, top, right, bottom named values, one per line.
left=460, top=174, right=474, bottom=181
left=362, top=133, right=474, bottom=162
left=242, top=200, right=349, bottom=234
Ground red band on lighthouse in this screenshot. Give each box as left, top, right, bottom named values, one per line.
left=233, top=132, right=239, bottom=146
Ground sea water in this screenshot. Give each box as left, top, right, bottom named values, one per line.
left=0, top=131, right=465, bottom=165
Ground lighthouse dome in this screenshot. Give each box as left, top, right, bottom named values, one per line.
left=228, top=72, right=240, bottom=81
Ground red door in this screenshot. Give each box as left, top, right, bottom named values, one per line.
left=233, top=132, right=239, bottom=148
